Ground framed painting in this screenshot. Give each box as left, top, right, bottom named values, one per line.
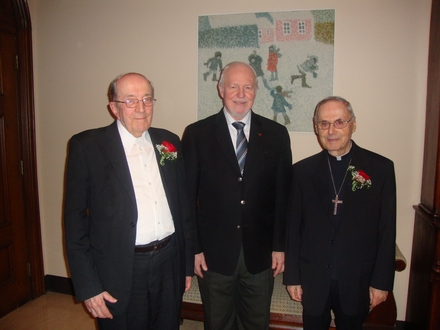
left=198, top=10, right=334, bottom=132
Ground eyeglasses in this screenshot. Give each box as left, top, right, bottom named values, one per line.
left=315, top=117, right=354, bottom=130
left=113, top=97, right=156, bottom=108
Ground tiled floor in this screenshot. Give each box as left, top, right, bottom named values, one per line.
left=0, top=292, right=203, bottom=330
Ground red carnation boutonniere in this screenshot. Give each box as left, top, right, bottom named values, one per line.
left=156, top=141, right=178, bottom=166
left=347, top=165, right=372, bottom=191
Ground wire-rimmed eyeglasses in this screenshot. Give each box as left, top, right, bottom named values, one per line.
left=113, top=97, right=156, bottom=108
left=315, top=117, right=355, bottom=130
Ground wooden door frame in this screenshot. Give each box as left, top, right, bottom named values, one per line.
left=406, top=0, right=440, bottom=328
left=11, top=0, right=44, bottom=298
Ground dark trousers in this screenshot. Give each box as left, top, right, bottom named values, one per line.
left=303, top=280, right=370, bottom=330
left=97, top=235, right=181, bottom=330
left=198, top=247, right=274, bottom=330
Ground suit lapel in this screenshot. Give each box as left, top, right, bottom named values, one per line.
left=341, top=142, right=367, bottom=220
left=149, top=128, right=168, bottom=185
left=245, top=113, right=265, bottom=174
left=148, top=128, right=174, bottom=210
left=311, top=150, right=335, bottom=221
left=214, top=111, right=242, bottom=175
left=148, top=128, right=163, bottom=168
left=101, top=122, right=137, bottom=208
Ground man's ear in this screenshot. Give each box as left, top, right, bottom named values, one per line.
left=109, top=102, right=120, bottom=119
left=217, top=84, right=224, bottom=99
left=352, top=120, right=357, bottom=133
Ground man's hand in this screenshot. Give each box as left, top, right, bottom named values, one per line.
left=287, top=285, right=302, bottom=302
left=185, top=276, right=192, bottom=292
left=84, top=291, right=117, bottom=319
left=194, top=252, right=208, bottom=278
left=369, top=287, right=388, bottom=308
left=271, top=251, right=285, bottom=276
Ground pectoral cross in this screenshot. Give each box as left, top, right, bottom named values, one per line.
left=332, top=195, right=343, bottom=215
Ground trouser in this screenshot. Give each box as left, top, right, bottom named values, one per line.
left=198, top=247, right=274, bottom=330
left=303, top=280, right=369, bottom=330
left=97, top=235, right=181, bottom=330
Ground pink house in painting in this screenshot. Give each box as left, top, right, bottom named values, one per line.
left=258, top=27, right=274, bottom=43
left=258, top=12, right=314, bottom=45
left=203, top=11, right=315, bottom=47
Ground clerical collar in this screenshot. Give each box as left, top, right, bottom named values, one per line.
left=327, top=142, right=353, bottom=161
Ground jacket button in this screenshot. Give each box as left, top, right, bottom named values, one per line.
left=130, top=222, right=135, bottom=227
left=238, top=177, right=242, bottom=182
left=237, top=225, right=241, bottom=229
left=241, top=200, right=245, bottom=205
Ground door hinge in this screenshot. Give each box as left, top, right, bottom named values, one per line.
left=15, top=55, right=19, bottom=70
left=27, top=262, right=31, bottom=277
left=20, top=160, right=23, bottom=175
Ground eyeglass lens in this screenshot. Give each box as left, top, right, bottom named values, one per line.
left=126, top=98, right=155, bottom=107
left=318, top=119, right=350, bottom=129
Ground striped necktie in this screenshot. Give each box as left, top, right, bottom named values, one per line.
left=232, top=121, right=248, bottom=175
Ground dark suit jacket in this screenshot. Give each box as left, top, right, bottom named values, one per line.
left=64, top=121, right=194, bottom=315
left=181, top=110, right=292, bottom=276
left=284, top=141, right=396, bottom=316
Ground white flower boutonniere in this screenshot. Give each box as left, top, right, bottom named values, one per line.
left=347, top=165, right=372, bottom=191
left=156, top=141, right=178, bottom=166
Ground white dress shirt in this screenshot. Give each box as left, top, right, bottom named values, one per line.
left=117, top=121, right=175, bottom=245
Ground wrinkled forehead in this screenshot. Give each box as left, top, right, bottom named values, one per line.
left=316, top=100, right=351, bottom=120
left=224, top=64, right=256, bottom=85
left=116, top=74, right=153, bottom=97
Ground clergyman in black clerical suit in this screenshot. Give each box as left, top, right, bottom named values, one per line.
left=284, top=96, right=396, bottom=330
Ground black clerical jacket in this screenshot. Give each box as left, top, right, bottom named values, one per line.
left=284, top=141, right=396, bottom=316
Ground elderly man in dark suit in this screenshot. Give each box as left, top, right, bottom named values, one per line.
left=64, top=72, right=194, bottom=330
left=284, top=96, right=396, bottom=330
left=182, top=61, right=292, bottom=330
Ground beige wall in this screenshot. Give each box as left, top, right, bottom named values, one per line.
left=28, top=0, right=432, bottom=320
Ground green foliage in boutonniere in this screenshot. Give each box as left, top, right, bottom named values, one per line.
left=156, top=140, right=178, bottom=166
left=347, top=165, right=372, bottom=191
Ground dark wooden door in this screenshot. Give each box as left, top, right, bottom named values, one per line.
left=0, top=1, right=32, bottom=316
left=406, top=0, right=440, bottom=329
